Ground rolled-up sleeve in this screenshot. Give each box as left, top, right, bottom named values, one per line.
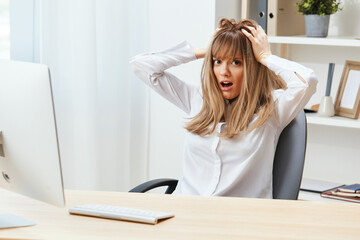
left=267, top=55, right=318, bottom=128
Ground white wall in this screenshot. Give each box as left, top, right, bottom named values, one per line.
left=305, top=125, right=360, bottom=183
left=215, top=0, right=242, bottom=25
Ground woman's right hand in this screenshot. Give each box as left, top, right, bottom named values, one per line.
left=194, top=48, right=207, bottom=59
left=241, top=25, right=271, bottom=66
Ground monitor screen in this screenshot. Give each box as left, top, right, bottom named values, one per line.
left=0, top=60, right=65, bottom=208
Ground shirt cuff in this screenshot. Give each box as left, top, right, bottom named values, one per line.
left=156, top=40, right=197, bottom=63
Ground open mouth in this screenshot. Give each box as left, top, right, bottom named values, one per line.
left=220, top=82, right=233, bottom=87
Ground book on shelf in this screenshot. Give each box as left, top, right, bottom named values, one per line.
left=267, top=0, right=305, bottom=36
left=257, top=0, right=268, bottom=32
left=242, top=0, right=305, bottom=36
left=321, top=184, right=360, bottom=203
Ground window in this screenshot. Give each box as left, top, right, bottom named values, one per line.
left=0, top=0, right=9, bottom=59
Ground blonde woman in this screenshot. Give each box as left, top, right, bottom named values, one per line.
left=130, top=19, right=318, bottom=198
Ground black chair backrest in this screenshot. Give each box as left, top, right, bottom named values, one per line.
left=272, top=110, right=307, bottom=200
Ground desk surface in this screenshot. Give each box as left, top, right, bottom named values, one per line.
left=1, top=189, right=360, bottom=240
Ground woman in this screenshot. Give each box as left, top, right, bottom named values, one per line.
left=130, top=19, right=318, bottom=198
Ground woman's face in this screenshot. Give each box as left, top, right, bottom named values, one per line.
left=213, top=54, right=244, bottom=100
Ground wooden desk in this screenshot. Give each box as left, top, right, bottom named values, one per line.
left=1, top=188, right=360, bottom=240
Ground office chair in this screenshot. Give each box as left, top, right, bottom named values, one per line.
left=130, top=110, right=307, bottom=200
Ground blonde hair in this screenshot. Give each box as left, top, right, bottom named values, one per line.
left=185, top=18, right=286, bottom=138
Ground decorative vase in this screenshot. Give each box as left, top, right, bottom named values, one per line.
left=305, top=14, right=330, bottom=37
left=318, top=96, right=335, bottom=117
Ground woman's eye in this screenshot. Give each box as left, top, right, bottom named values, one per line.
left=233, top=60, right=242, bottom=65
left=214, top=59, right=221, bottom=64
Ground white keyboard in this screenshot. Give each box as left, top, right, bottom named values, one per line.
left=68, top=204, right=174, bottom=224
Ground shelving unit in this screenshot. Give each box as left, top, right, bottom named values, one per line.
left=267, top=28, right=360, bottom=184
left=269, top=35, right=360, bottom=47
left=269, top=36, right=360, bottom=129
left=306, top=113, right=360, bottom=129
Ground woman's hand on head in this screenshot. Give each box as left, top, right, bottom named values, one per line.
left=194, top=47, right=207, bottom=59
left=241, top=25, right=271, bottom=66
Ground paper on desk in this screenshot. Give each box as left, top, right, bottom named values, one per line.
left=0, top=213, right=36, bottom=229
left=300, top=178, right=344, bottom=193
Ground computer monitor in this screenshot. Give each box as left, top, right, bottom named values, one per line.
left=0, top=60, right=65, bottom=228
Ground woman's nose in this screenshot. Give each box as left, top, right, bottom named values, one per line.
left=220, top=63, right=230, bottom=76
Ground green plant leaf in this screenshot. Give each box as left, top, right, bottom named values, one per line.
left=295, top=0, right=343, bottom=15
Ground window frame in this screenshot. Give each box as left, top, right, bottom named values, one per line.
left=10, top=0, right=40, bottom=62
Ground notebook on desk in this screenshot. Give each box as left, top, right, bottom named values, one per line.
left=300, top=178, right=344, bottom=193
left=321, top=187, right=360, bottom=203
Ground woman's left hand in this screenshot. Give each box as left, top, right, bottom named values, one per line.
left=241, top=25, right=271, bottom=66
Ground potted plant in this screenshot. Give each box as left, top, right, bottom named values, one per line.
left=295, top=0, right=343, bottom=37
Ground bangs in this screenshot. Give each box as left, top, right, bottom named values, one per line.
left=211, top=31, right=244, bottom=60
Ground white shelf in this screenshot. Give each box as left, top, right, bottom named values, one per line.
left=306, top=113, right=360, bottom=129
left=268, top=35, right=360, bottom=47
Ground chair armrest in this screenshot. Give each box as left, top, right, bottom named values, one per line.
left=129, top=178, right=178, bottom=194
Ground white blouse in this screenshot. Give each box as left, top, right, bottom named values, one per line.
left=130, top=41, right=318, bottom=198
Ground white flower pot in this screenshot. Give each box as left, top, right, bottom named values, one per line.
left=305, top=14, right=330, bottom=37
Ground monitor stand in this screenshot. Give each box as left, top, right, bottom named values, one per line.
left=1, top=132, right=35, bottom=229
left=0, top=213, right=36, bottom=229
